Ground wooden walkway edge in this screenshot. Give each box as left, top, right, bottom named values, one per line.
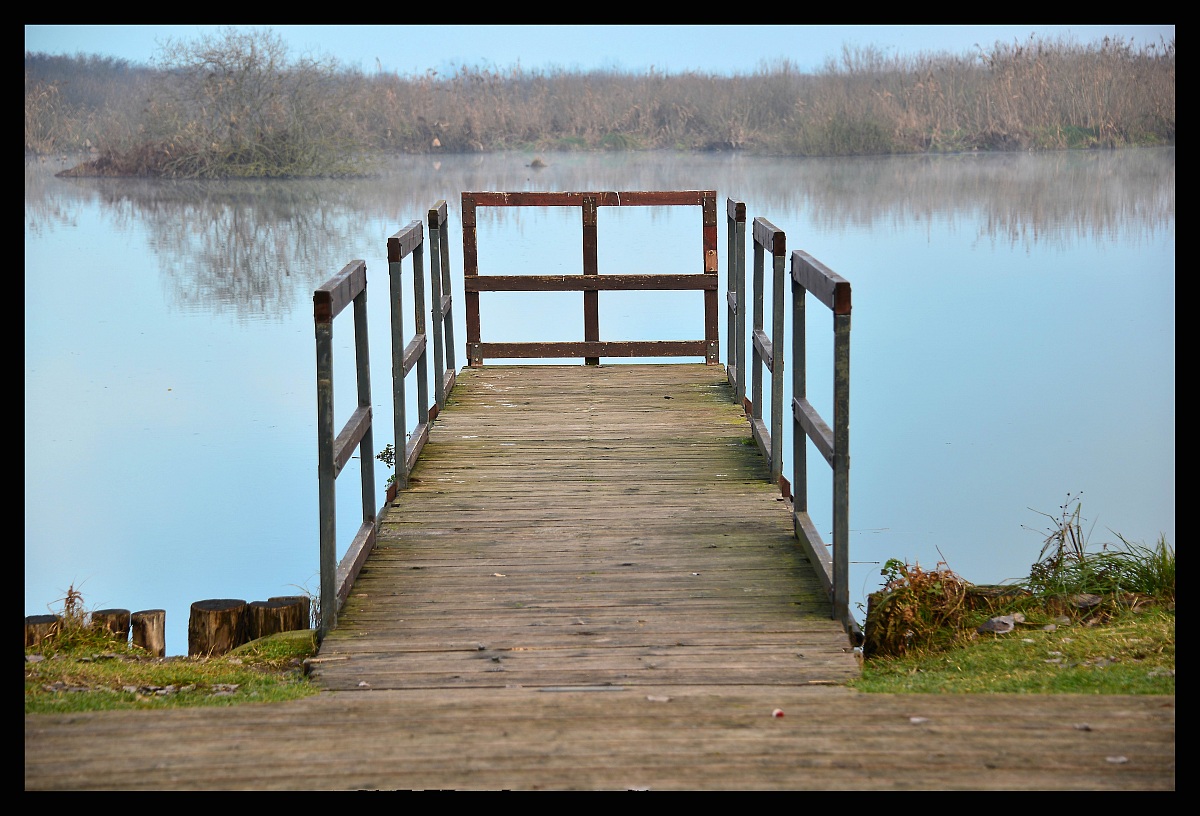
left=25, top=688, right=1174, bottom=790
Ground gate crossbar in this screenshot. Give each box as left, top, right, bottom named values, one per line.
left=462, top=190, right=720, bottom=366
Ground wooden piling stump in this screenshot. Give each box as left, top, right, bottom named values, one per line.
left=25, top=614, right=60, bottom=648
left=91, top=608, right=131, bottom=643
left=268, top=596, right=312, bottom=630
left=247, top=599, right=308, bottom=641
left=131, top=609, right=166, bottom=657
left=188, top=599, right=248, bottom=657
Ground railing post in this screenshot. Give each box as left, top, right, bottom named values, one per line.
left=388, top=235, right=409, bottom=490
left=726, top=198, right=746, bottom=402
left=792, top=255, right=808, bottom=519
left=769, top=231, right=785, bottom=484
left=582, top=195, right=600, bottom=365
left=833, top=307, right=852, bottom=625
left=353, top=285, right=376, bottom=534
left=314, top=307, right=336, bottom=640
left=702, top=191, right=720, bottom=365
left=462, top=193, right=482, bottom=367
left=752, top=225, right=764, bottom=430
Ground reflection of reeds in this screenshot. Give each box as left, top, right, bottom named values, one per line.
left=27, top=35, right=1174, bottom=158
left=25, top=147, right=1173, bottom=320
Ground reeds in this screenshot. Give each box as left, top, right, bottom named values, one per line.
left=27, top=32, right=1174, bottom=165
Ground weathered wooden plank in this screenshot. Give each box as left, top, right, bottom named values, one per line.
left=27, top=688, right=1174, bottom=790
left=465, top=273, right=717, bottom=291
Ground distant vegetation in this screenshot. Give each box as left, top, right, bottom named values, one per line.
left=25, top=27, right=1175, bottom=178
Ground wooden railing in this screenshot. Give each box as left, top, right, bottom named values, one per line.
left=725, top=197, right=858, bottom=642
left=726, top=198, right=747, bottom=405
left=461, top=190, right=720, bottom=366
left=750, top=216, right=787, bottom=488
left=385, top=218, right=432, bottom=494
left=313, top=204, right=457, bottom=639
left=313, top=260, right=377, bottom=638
left=427, top=200, right=457, bottom=411
left=789, top=249, right=854, bottom=635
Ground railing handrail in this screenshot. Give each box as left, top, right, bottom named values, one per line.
left=725, top=202, right=858, bottom=643
left=461, top=190, right=720, bottom=367
left=726, top=198, right=747, bottom=406
left=386, top=219, right=433, bottom=495
left=427, top=200, right=457, bottom=413
left=750, top=216, right=786, bottom=487
left=313, top=259, right=376, bottom=639
left=790, top=248, right=855, bottom=639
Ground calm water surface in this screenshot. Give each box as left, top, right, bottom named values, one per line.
left=25, top=149, right=1175, bottom=655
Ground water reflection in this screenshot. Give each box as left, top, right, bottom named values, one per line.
left=25, top=148, right=1174, bottom=655
left=30, top=148, right=1176, bottom=308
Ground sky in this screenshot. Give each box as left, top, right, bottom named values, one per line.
left=25, top=24, right=1176, bottom=77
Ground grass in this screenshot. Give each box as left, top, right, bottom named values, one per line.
left=853, top=496, right=1174, bottom=695
left=850, top=604, right=1174, bottom=694
left=25, top=631, right=321, bottom=715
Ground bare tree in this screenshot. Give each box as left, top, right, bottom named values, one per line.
left=139, top=27, right=367, bottom=177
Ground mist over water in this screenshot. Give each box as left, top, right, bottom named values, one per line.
left=25, top=148, right=1175, bottom=655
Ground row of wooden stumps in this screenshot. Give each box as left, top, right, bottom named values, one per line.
left=23, top=596, right=311, bottom=658
left=186, top=596, right=312, bottom=657
left=24, top=609, right=167, bottom=657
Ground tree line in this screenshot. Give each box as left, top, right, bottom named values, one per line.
left=26, top=28, right=1175, bottom=178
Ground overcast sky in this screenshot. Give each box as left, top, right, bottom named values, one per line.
left=25, top=24, right=1176, bottom=77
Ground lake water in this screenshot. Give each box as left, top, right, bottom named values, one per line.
left=25, top=148, right=1175, bottom=656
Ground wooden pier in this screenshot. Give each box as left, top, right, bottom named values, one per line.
left=25, top=363, right=1175, bottom=790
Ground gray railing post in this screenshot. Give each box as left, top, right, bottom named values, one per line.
left=313, top=260, right=376, bottom=640
left=750, top=217, right=785, bottom=485
left=726, top=198, right=747, bottom=406
left=789, top=249, right=855, bottom=638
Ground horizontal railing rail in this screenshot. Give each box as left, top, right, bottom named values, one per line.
left=461, top=190, right=720, bottom=366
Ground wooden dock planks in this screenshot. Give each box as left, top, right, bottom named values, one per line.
left=310, top=364, right=860, bottom=691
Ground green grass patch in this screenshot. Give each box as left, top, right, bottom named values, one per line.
left=851, top=605, right=1174, bottom=694
left=25, top=630, right=321, bottom=715
left=856, top=495, right=1174, bottom=694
